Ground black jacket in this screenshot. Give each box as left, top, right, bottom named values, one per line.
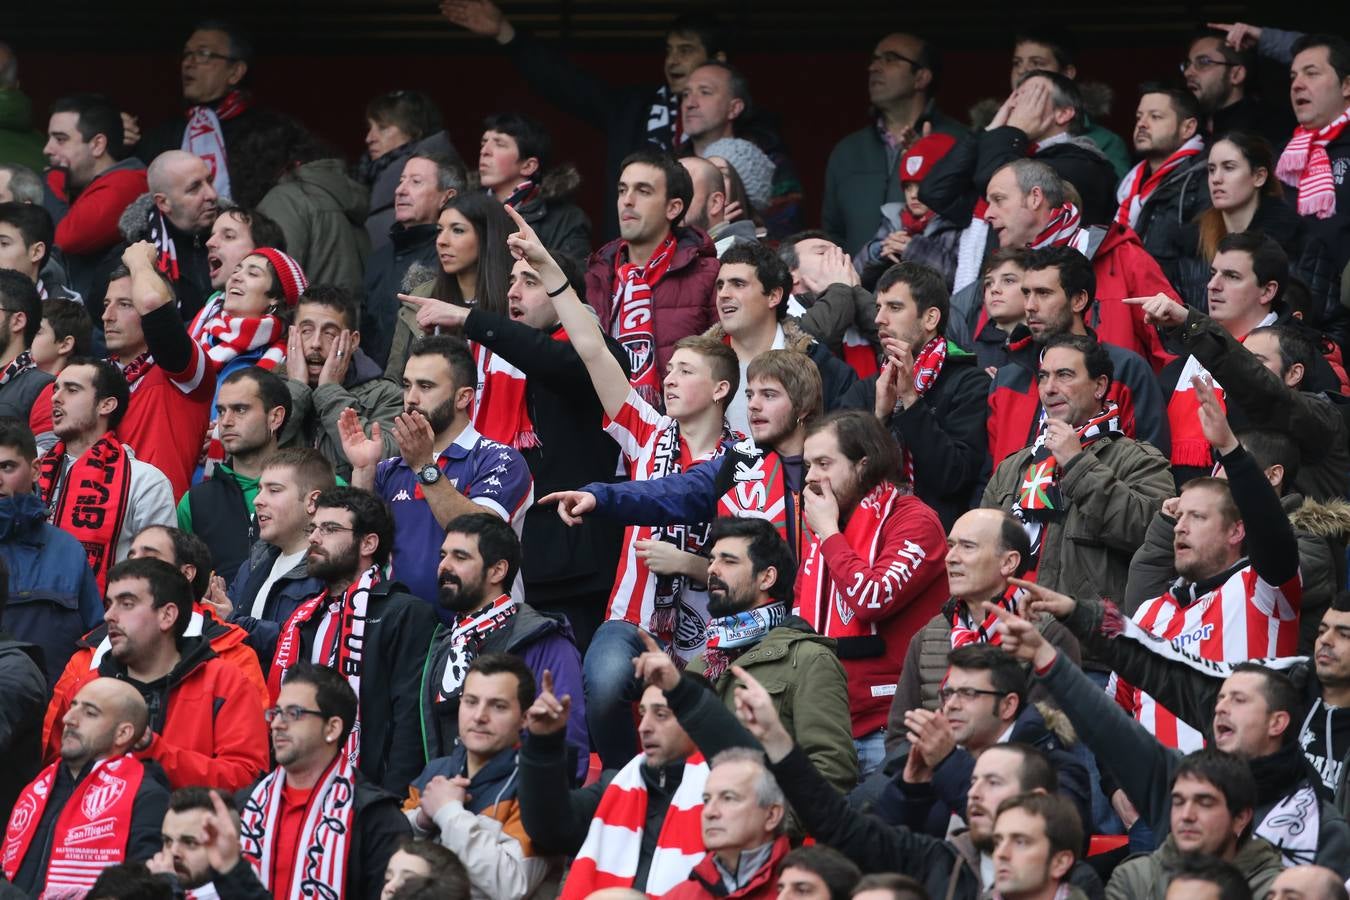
left=0, top=366, right=53, bottom=422
left=117, top=194, right=214, bottom=322
left=12, top=758, right=169, bottom=896
left=185, top=465, right=255, bottom=585
left=0, top=636, right=45, bottom=824
left=137, top=103, right=267, bottom=201
left=1129, top=154, right=1211, bottom=265
left=228, top=541, right=325, bottom=665
left=1164, top=194, right=1305, bottom=308
left=220, top=772, right=410, bottom=900
left=284, top=580, right=437, bottom=795
left=362, top=221, right=438, bottom=368
left=839, top=345, right=991, bottom=529
left=920, top=126, right=1119, bottom=227
left=1292, top=129, right=1350, bottom=350
left=514, top=166, right=592, bottom=265
left=462, top=309, right=627, bottom=607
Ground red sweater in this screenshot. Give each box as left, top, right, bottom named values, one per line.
left=52, top=164, right=148, bottom=256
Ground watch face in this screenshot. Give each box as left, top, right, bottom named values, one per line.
left=419, top=464, right=440, bottom=484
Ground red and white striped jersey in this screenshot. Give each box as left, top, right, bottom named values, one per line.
left=602, top=390, right=729, bottom=662
left=1116, top=563, right=1302, bottom=750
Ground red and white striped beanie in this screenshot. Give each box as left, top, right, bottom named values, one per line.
left=252, top=247, right=308, bottom=306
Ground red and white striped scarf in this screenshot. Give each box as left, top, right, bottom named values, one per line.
left=1276, top=107, right=1350, bottom=219
left=189, top=300, right=288, bottom=373
left=560, top=752, right=708, bottom=899
left=1027, top=203, right=1086, bottom=250
left=470, top=327, right=568, bottom=450
left=183, top=89, right=252, bottom=200
left=1167, top=354, right=1226, bottom=468
left=946, top=592, right=1018, bottom=648
left=239, top=752, right=358, bottom=900
left=149, top=208, right=181, bottom=282
left=612, top=233, right=676, bottom=404
left=899, top=337, right=947, bottom=485
left=1115, top=136, right=1205, bottom=228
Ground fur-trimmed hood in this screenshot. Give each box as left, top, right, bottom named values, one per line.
left=117, top=192, right=157, bottom=243
left=1035, top=700, right=1078, bottom=745
left=538, top=163, right=582, bottom=202
left=1290, top=495, right=1350, bottom=541
left=701, top=316, right=818, bottom=353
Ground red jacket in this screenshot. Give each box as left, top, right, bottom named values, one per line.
left=1087, top=224, right=1178, bottom=374
left=660, top=835, right=792, bottom=900
left=43, top=622, right=268, bottom=792
left=585, top=226, right=720, bottom=378
left=51, top=161, right=149, bottom=256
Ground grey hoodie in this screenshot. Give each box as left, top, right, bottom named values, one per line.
left=257, top=158, right=371, bottom=298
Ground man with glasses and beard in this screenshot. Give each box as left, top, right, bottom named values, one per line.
left=418, top=513, right=586, bottom=779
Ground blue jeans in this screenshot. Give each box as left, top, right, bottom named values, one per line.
left=855, top=730, right=887, bottom=781
left=584, top=620, right=649, bottom=770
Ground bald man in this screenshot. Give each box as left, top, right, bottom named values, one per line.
left=1269, top=866, right=1350, bottom=900
left=3, top=677, right=170, bottom=897
left=136, top=149, right=219, bottom=318
left=679, top=155, right=756, bottom=256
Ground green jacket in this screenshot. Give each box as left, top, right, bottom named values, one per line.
left=686, top=616, right=859, bottom=793
left=257, top=158, right=371, bottom=300
left=0, top=88, right=46, bottom=172
left=1105, top=834, right=1282, bottom=900
left=279, top=349, right=403, bottom=482
left=1081, top=117, right=1132, bottom=180
left=982, top=434, right=1173, bottom=611
left=384, top=278, right=436, bottom=383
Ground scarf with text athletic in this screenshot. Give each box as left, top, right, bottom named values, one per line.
left=1276, top=107, right=1350, bottom=219
left=560, top=752, right=708, bottom=899
left=239, top=752, right=358, bottom=900
left=183, top=89, right=251, bottom=200
left=1115, top=135, right=1205, bottom=229
left=612, top=233, right=676, bottom=404
left=716, top=440, right=790, bottom=541
left=37, top=432, right=132, bottom=593
left=796, top=481, right=905, bottom=639
left=3, top=754, right=145, bottom=900
left=470, top=328, right=569, bottom=450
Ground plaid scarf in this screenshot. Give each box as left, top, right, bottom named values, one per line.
left=183, top=89, right=251, bottom=201
left=471, top=328, right=569, bottom=450
left=0, top=350, right=35, bottom=388
left=702, top=601, right=786, bottom=681
left=149, top=207, right=181, bottom=282
left=1276, top=107, right=1350, bottom=219
left=498, top=179, right=540, bottom=210
left=437, top=594, right=519, bottom=701
left=612, top=233, right=676, bottom=404
left=1027, top=203, right=1084, bottom=249
left=38, top=432, right=133, bottom=593
left=645, top=86, right=683, bottom=150
left=1115, top=136, right=1205, bottom=228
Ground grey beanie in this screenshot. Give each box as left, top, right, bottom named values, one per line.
left=701, top=137, right=775, bottom=213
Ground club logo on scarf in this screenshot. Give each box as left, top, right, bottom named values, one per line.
left=81, top=775, right=127, bottom=820
left=621, top=337, right=653, bottom=381
left=7, top=795, right=36, bottom=839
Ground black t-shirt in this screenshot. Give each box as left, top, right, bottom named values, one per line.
left=1299, top=698, right=1350, bottom=792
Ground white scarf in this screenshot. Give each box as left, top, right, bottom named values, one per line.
left=1258, top=784, right=1321, bottom=868
left=183, top=106, right=233, bottom=200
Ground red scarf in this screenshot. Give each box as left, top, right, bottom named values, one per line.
left=1016, top=402, right=1121, bottom=515
left=945, top=592, right=1018, bottom=648
left=3, top=755, right=145, bottom=899
left=0, top=350, right=35, bottom=388
left=898, top=337, right=947, bottom=485
left=716, top=446, right=790, bottom=540
left=1276, top=107, right=1350, bottom=219
left=901, top=207, right=936, bottom=235
left=1115, top=136, right=1205, bottom=228
left=1166, top=355, right=1227, bottom=468
left=471, top=327, right=569, bottom=450
left=611, top=233, right=677, bottom=404
left=117, top=352, right=156, bottom=394
left=194, top=307, right=288, bottom=373
left=560, top=752, right=708, bottom=899
left=149, top=207, right=181, bottom=281
left=1028, top=203, right=1085, bottom=250
left=183, top=89, right=252, bottom=200
left=37, top=432, right=132, bottom=593
left=239, top=752, right=358, bottom=900
left=796, top=482, right=903, bottom=639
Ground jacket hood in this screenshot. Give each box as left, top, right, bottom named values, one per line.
left=290, top=158, right=370, bottom=224
left=0, top=492, right=52, bottom=540
left=118, top=193, right=157, bottom=242
left=347, top=347, right=385, bottom=387
left=1290, top=495, right=1350, bottom=540
left=1033, top=701, right=1078, bottom=745
left=1094, top=221, right=1145, bottom=256
left=504, top=603, right=576, bottom=651
left=539, top=164, right=582, bottom=202
left=701, top=317, right=819, bottom=355
left=712, top=219, right=759, bottom=242
left=0, top=88, right=34, bottom=130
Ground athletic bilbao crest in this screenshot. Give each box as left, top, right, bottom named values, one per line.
left=905, top=155, right=924, bottom=177
left=622, top=337, right=654, bottom=380
left=835, top=595, right=857, bottom=626
left=81, top=774, right=127, bottom=819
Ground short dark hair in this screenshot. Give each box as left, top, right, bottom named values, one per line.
left=982, top=246, right=1030, bottom=279
left=87, top=863, right=172, bottom=900
left=394, top=837, right=471, bottom=898
left=0, top=200, right=54, bottom=267
left=1139, top=82, right=1202, bottom=124
left=719, top=242, right=792, bottom=318
left=49, top=93, right=123, bottom=151
left=876, top=261, right=951, bottom=336
left=618, top=148, right=694, bottom=228
left=315, top=487, right=395, bottom=566
left=1014, top=70, right=1084, bottom=134
left=65, top=356, right=131, bottom=430
left=137, top=525, right=214, bottom=600
left=1247, top=324, right=1317, bottom=383
left=1172, top=747, right=1257, bottom=842
left=1291, top=33, right=1350, bottom=83
left=466, top=651, right=536, bottom=712
left=778, top=230, right=837, bottom=271
left=483, top=112, right=552, bottom=173
left=1235, top=429, right=1300, bottom=495
left=706, top=516, right=798, bottom=604
left=1167, top=854, right=1254, bottom=900
left=947, top=643, right=1029, bottom=712
left=779, top=845, right=862, bottom=900
left=168, top=786, right=216, bottom=815
left=0, top=416, right=36, bottom=460
left=216, top=206, right=286, bottom=253
left=282, top=661, right=359, bottom=745
left=295, top=283, right=359, bottom=331
left=221, top=366, right=291, bottom=434
left=190, top=19, right=254, bottom=66
left=366, top=90, right=443, bottom=145
left=0, top=269, right=41, bottom=346
left=1013, top=26, right=1077, bottom=69
left=1228, top=662, right=1300, bottom=741
left=261, top=447, right=336, bottom=497
left=1216, top=231, right=1289, bottom=299
left=40, top=298, right=93, bottom=357
left=991, top=741, right=1059, bottom=793
left=408, top=334, right=477, bottom=393
left=696, top=60, right=754, bottom=115
left=851, top=873, right=928, bottom=900
left=105, top=558, right=195, bottom=639
left=672, top=334, right=740, bottom=411
left=1040, top=333, right=1113, bottom=392
left=807, top=410, right=902, bottom=494
left=996, top=511, right=1033, bottom=577
left=444, top=513, right=522, bottom=592
left=667, top=12, right=729, bottom=58
left=1023, top=246, right=1096, bottom=309
left=995, top=792, right=1083, bottom=861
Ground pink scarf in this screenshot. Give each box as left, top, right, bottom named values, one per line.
left=1277, top=108, right=1350, bottom=219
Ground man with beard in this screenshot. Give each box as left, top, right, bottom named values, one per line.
left=342, top=335, right=532, bottom=615
left=266, top=486, right=437, bottom=794
left=178, top=366, right=289, bottom=583
left=419, top=513, right=586, bottom=778
left=683, top=515, right=856, bottom=791
left=1116, top=87, right=1208, bottom=260
left=146, top=787, right=233, bottom=896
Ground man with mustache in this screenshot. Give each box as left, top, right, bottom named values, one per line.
left=419, top=513, right=585, bottom=779
left=145, top=787, right=229, bottom=896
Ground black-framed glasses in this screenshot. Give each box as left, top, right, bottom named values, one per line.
left=305, top=522, right=355, bottom=537
left=182, top=48, right=238, bottom=64
left=873, top=51, right=924, bottom=70
left=939, top=686, right=1006, bottom=704
left=264, top=705, right=326, bottom=724
left=1180, top=55, right=1237, bottom=74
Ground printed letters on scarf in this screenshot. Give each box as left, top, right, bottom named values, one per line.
left=183, top=90, right=252, bottom=200
left=611, top=233, right=676, bottom=404
left=37, top=432, right=132, bottom=592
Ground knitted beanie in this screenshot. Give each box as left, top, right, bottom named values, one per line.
left=702, top=137, right=775, bottom=212
left=251, top=247, right=308, bottom=306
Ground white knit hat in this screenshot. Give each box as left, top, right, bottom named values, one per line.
left=702, top=137, right=775, bottom=213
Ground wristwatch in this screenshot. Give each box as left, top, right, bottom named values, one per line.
left=417, top=464, right=443, bottom=486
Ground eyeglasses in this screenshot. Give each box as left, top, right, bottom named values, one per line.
left=939, top=686, right=1007, bottom=704
left=873, top=51, right=924, bottom=70
left=182, top=48, right=238, bottom=64
left=1180, top=55, right=1237, bottom=74
left=264, top=705, right=326, bottom=724
left=305, top=522, right=355, bottom=537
